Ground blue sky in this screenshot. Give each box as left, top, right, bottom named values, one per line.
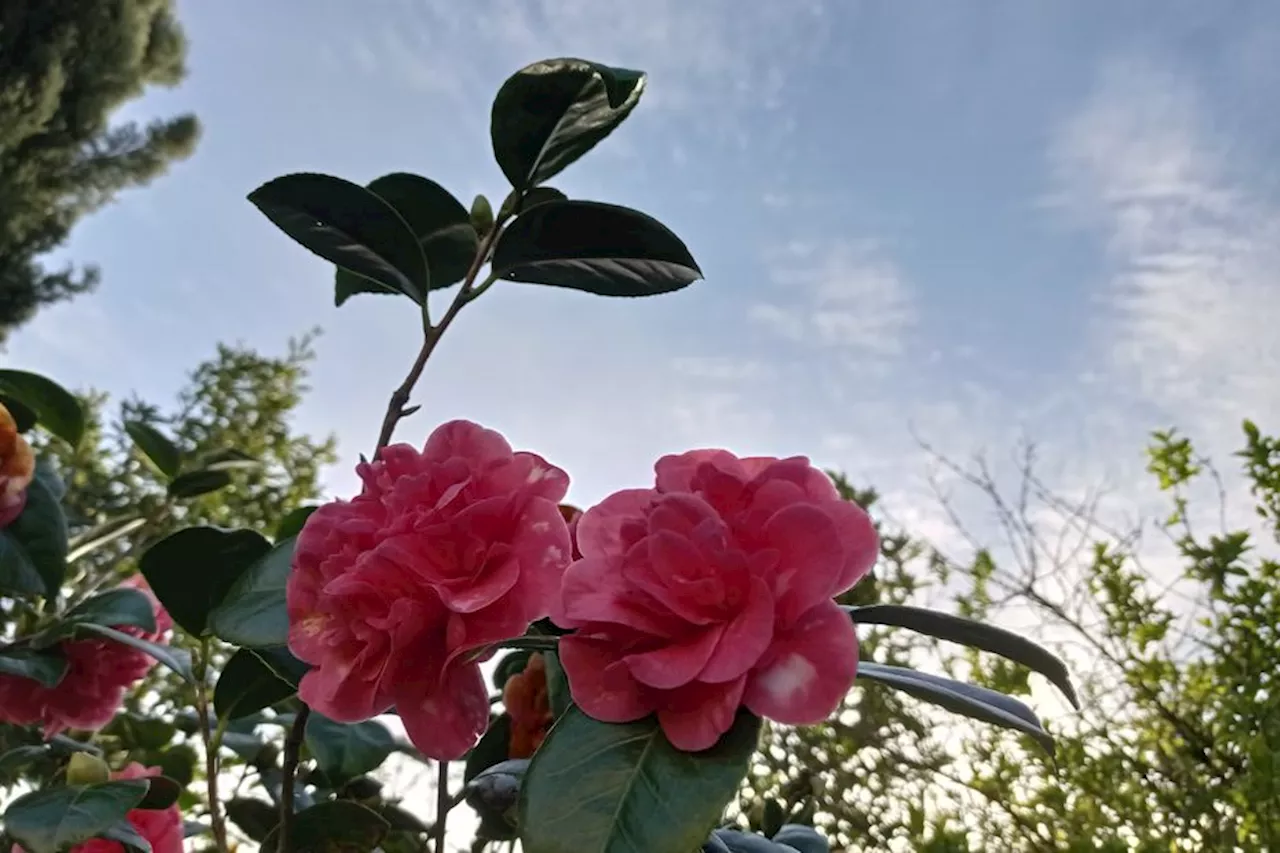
left=12, top=0, right=1280, bottom=545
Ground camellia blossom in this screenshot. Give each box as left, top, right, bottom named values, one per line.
left=11, top=763, right=183, bottom=853
left=555, top=450, right=879, bottom=751
left=0, top=402, right=34, bottom=528
left=288, top=420, right=571, bottom=760
left=503, top=653, right=554, bottom=758
left=0, top=576, right=173, bottom=738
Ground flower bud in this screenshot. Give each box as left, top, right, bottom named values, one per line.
left=66, top=752, right=111, bottom=786
left=470, top=194, right=495, bottom=236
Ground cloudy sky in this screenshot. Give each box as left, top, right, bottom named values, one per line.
left=13, top=2, right=1280, bottom=556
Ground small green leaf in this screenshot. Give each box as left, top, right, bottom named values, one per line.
left=464, top=714, right=513, bottom=784
left=519, top=706, right=760, bottom=853
left=123, top=421, right=182, bottom=480
left=492, top=200, right=702, bottom=297
left=225, top=797, right=278, bottom=842
left=492, top=651, right=534, bottom=691
left=761, top=799, right=786, bottom=838
left=0, top=370, right=85, bottom=447
left=155, top=745, right=198, bottom=787
left=275, top=506, right=318, bottom=541
left=491, top=59, right=645, bottom=190
left=259, top=799, right=390, bottom=853
left=214, top=648, right=296, bottom=720
left=102, top=715, right=177, bottom=750
left=71, top=623, right=193, bottom=683
left=0, top=646, right=67, bottom=687
left=856, top=661, right=1056, bottom=755
left=498, top=187, right=568, bottom=220
left=98, top=821, right=151, bottom=853
left=67, top=516, right=146, bottom=564
left=46, top=587, right=158, bottom=639
left=304, top=714, right=395, bottom=784
left=846, top=604, right=1080, bottom=709
left=134, top=775, right=182, bottom=810
left=207, top=535, right=296, bottom=647
left=167, top=468, right=233, bottom=499
left=0, top=745, right=50, bottom=778
left=1, top=779, right=149, bottom=853
left=542, top=651, right=571, bottom=720
left=0, top=464, right=69, bottom=598
left=195, top=448, right=261, bottom=474
left=139, top=526, right=271, bottom=637
left=249, top=172, right=430, bottom=304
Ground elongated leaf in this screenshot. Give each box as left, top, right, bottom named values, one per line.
left=135, top=775, right=182, bottom=810
left=464, top=714, right=514, bottom=785
left=275, top=506, right=317, bottom=541
left=225, top=797, right=277, bottom=842
left=856, top=661, right=1055, bottom=755
left=304, top=714, right=394, bottom=783
left=498, top=186, right=568, bottom=221
left=0, top=394, right=37, bottom=432
left=207, top=536, right=295, bottom=647
left=67, top=516, right=146, bottom=563
left=195, top=448, right=260, bottom=473
left=214, top=648, right=296, bottom=720
left=492, top=200, right=702, bottom=297
left=167, top=468, right=233, bottom=499
left=123, top=421, right=182, bottom=480
left=55, top=587, right=158, bottom=636
left=0, top=530, right=48, bottom=596
left=0, top=370, right=84, bottom=447
left=99, top=821, right=151, bottom=853
left=72, top=624, right=193, bottom=683
left=542, top=650, right=571, bottom=720
left=519, top=705, right=760, bottom=853
left=0, top=646, right=68, bottom=687
left=335, top=173, right=478, bottom=304
left=260, top=800, right=389, bottom=853
left=250, top=645, right=310, bottom=688
left=1, top=779, right=149, bottom=853
left=846, top=604, right=1080, bottom=708
left=491, top=59, right=645, bottom=190
left=2, top=464, right=69, bottom=597
left=139, top=526, right=271, bottom=637
left=249, top=172, right=430, bottom=303
left=0, top=746, right=50, bottom=779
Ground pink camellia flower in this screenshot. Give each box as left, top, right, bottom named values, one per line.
left=11, top=763, right=183, bottom=853
left=0, top=402, right=35, bottom=528
left=555, top=450, right=879, bottom=751
left=288, top=420, right=571, bottom=760
left=0, top=576, right=173, bottom=738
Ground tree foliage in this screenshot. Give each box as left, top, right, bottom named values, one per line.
left=0, top=0, right=200, bottom=342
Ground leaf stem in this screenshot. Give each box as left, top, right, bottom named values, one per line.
left=194, top=639, right=230, bottom=853
left=279, top=705, right=310, bottom=853
left=433, top=760, right=450, bottom=853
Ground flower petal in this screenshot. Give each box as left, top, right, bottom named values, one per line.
left=559, top=635, right=651, bottom=723
left=575, top=488, right=656, bottom=559
left=699, top=574, right=774, bottom=683
left=624, top=624, right=723, bottom=689
left=395, top=661, right=491, bottom=760
left=762, top=504, right=847, bottom=624
left=744, top=600, right=858, bottom=725
left=656, top=677, right=747, bottom=752
left=557, top=556, right=677, bottom=634
left=654, top=450, right=743, bottom=493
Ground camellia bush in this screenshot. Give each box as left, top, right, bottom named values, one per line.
left=0, top=58, right=1079, bottom=853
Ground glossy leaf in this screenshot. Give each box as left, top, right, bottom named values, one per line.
left=0, top=370, right=85, bottom=447
left=519, top=705, right=760, bottom=853
left=0, top=529, right=47, bottom=596
left=1, top=779, right=149, bottom=853
left=67, top=516, right=146, bottom=564
left=846, top=604, right=1080, bottom=708
left=464, top=714, right=513, bottom=784
left=498, top=186, right=568, bottom=221
left=465, top=758, right=528, bottom=841
left=856, top=662, right=1055, bottom=755
left=275, top=506, right=317, bottom=540
left=139, top=526, right=270, bottom=637
left=0, top=394, right=37, bottom=432
left=167, top=468, right=233, bottom=499
left=0, top=646, right=67, bottom=687
left=102, top=715, right=178, bottom=750
left=773, top=825, right=832, bottom=853
left=492, top=200, right=702, bottom=297
left=491, top=59, right=645, bottom=190
left=249, top=172, right=429, bottom=303
left=43, top=587, right=159, bottom=640
left=123, top=421, right=182, bottom=480
left=72, top=624, right=193, bottom=683
left=260, top=800, right=389, bottom=853
left=335, top=173, right=478, bottom=304
left=541, top=650, right=571, bottom=719
left=0, top=462, right=69, bottom=597
left=207, top=536, right=295, bottom=647
left=225, top=797, right=278, bottom=842
left=99, top=821, right=151, bottom=853
left=135, top=775, right=182, bottom=810
left=214, top=648, right=296, bottom=720
left=0, top=746, right=50, bottom=779
left=492, top=650, right=534, bottom=690
left=196, top=448, right=261, bottom=473
left=304, top=714, right=394, bottom=783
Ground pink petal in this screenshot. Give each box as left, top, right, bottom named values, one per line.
left=506, top=497, right=573, bottom=622
left=575, top=489, right=656, bottom=559
left=395, top=662, right=491, bottom=760
left=744, top=600, right=858, bottom=725
left=559, top=635, right=651, bottom=723
left=624, top=625, right=723, bottom=689
left=762, top=504, right=847, bottom=624
left=421, top=420, right=513, bottom=467
left=654, top=450, right=743, bottom=493
left=818, top=500, right=880, bottom=595
left=298, top=660, right=391, bottom=722
left=657, top=676, right=747, bottom=752
left=699, top=574, right=775, bottom=683
left=557, top=556, right=678, bottom=635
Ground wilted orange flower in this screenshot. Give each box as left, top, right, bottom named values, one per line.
left=503, top=652, right=554, bottom=759
left=0, top=403, right=34, bottom=528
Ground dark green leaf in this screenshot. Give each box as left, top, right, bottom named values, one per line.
left=196, top=448, right=261, bottom=474
left=493, top=651, right=534, bottom=690
left=71, top=624, right=193, bottom=683
left=542, top=651, right=571, bottom=720
left=492, top=200, right=702, bottom=297
left=856, top=661, right=1055, bottom=755
left=498, top=187, right=568, bottom=221
left=1, top=779, right=149, bottom=853
left=0, top=745, right=50, bottom=777
left=465, top=759, right=528, bottom=841
left=226, top=797, right=278, bottom=842
left=0, top=529, right=47, bottom=596
left=48, top=587, right=158, bottom=638
left=491, top=59, right=645, bottom=190
left=773, top=825, right=831, bottom=853
left=0, top=646, right=67, bottom=687
left=167, top=468, right=233, bottom=499
left=0, top=394, right=37, bottom=432
left=464, top=714, right=513, bottom=784
left=249, top=172, right=429, bottom=304
left=98, top=820, right=152, bottom=853
left=214, top=648, right=296, bottom=720
left=761, top=799, right=786, bottom=838
left=519, top=705, right=760, bottom=853
left=207, top=535, right=295, bottom=647
left=135, top=775, right=182, bottom=810
left=846, top=604, right=1080, bottom=709
left=123, top=421, right=182, bottom=480
left=182, top=821, right=208, bottom=839
left=304, top=714, right=394, bottom=783
left=250, top=645, right=310, bottom=688
left=102, top=715, right=176, bottom=750
left=67, top=516, right=146, bottom=563
left=335, top=173, right=478, bottom=304
left=260, top=799, right=389, bottom=853
left=155, top=745, right=197, bottom=787
left=275, top=506, right=317, bottom=541
left=377, top=804, right=429, bottom=834
left=139, top=526, right=270, bottom=637
left=0, top=370, right=85, bottom=447
left=1, top=466, right=69, bottom=598
left=32, top=458, right=65, bottom=501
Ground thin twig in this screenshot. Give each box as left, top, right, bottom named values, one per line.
left=194, top=639, right=230, bottom=853
left=433, top=760, right=450, bottom=853
left=279, top=706, right=311, bottom=853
